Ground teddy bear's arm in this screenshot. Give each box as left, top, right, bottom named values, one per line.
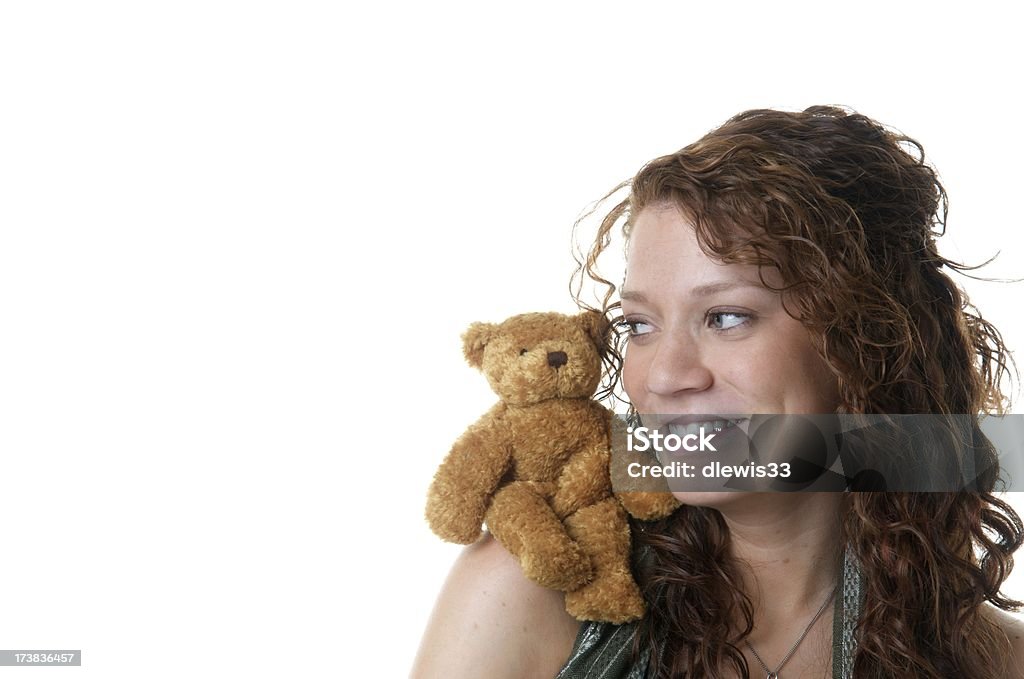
left=551, top=442, right=613, bottom=519
left=605, top=413, right=681, bottom=520
left=426, top=412, right=513, bottom=544
left=608, top=449, right=680, bottom=520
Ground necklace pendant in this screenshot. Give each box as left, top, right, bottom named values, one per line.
left=766, top=673, right=779, bottom=679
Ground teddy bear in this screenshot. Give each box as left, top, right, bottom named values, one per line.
left=425, top=310, right=678, bottom=623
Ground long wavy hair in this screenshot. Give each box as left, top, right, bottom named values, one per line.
left=571, top=106, right=1023, bottom=677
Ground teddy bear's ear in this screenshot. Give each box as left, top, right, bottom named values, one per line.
left=577, top=310, right=611, bottom=350
left=461, top=322, right=496, bottom=368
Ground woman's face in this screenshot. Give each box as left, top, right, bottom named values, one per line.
left=620, top=205, right=841, bottom=501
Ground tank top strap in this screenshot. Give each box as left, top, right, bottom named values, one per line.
left=555, top=619, right=649, bottom=679
left=832, top=543, right=865, bottom=679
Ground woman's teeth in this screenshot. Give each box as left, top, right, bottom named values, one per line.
left=665, top=419, right=739, bottom=438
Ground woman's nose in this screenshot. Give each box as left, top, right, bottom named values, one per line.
left=644, top=336, right=712, bottom=396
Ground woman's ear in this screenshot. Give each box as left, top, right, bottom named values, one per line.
left=461, top=322, right=496, bottom=368
left=577, top=310, right=610, bottom=351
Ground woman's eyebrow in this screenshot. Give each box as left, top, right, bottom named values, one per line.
left=619, top=289, right=649, bottom=303
left=621, top=281, right=767, bottom=303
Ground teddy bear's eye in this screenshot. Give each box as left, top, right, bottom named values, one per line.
left=519, top=348, right=528, bottom=356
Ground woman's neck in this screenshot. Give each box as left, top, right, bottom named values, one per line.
left=719, top=492, right=844, bottom=626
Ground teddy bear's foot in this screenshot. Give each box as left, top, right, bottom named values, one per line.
left=564, top=570, right=646, bottom=624
left=519, top=541, right=594, bottom=591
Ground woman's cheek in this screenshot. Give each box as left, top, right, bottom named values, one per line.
left=621, top=350, right=645, bottom=405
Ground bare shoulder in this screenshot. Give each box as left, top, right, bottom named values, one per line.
left=981, top=604, right=1024, bottom=678
left=411, top=534, right=581, bottom=679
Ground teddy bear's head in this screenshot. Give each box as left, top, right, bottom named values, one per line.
left=460, top=311, right=609, bottom=406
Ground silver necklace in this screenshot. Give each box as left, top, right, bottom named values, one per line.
left=745, top=584, right=838, bottom=679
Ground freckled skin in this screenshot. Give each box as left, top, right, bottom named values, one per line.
left=620, top=205, right=841, bottom=508
left=411, top=535, right=580, bottom=678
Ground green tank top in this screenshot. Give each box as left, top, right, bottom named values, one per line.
left=556, top=547, right=864, bottom=679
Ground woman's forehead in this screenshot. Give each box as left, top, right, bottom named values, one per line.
left=624, top=208, right=783, bottom=293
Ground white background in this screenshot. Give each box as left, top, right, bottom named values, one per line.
left=1, top=2, right=1021, bottom=677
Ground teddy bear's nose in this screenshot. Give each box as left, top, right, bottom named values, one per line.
left=547, top=351, right=568, bottom=369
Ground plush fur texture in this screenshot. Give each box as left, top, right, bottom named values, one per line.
left=425, top=310, right=677, bottom=623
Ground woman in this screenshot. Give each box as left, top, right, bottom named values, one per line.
left=412, top=106, right=1024, bottom=678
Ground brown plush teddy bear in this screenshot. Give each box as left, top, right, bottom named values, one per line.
left=425, top=310, right=678, bottom=623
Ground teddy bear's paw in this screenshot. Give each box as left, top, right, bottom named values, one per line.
left=426, top=508, right=484, bottom=545
left=615, top=491, right=681, bottom=521
left=564, top=571, right=646, bottom=624
left=519, top=543, right=593, bottom=591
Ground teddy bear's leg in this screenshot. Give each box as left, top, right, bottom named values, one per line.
left=563, top=497, right=646, bottom=624
left=485, top=481, right=593, bottom=592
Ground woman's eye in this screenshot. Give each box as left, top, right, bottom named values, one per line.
left=706, top=311, right=751, bottom=331
left=618, top=319, right=653, bottom=337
